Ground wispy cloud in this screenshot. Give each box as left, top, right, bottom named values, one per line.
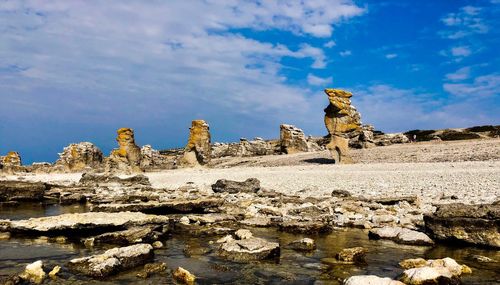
left=450, top=46, right=472, bottom=57
left=324, top=40, right=336, bottom=48
left=445, top=67, right=471, bottom=81
left=440, top=5, right=489, bottom=39
left=353, top=84, right=499, bottom=132
left=385, top=53, right=398, bottom=59
left=339, top=50, right=352, bottom=57
left=444, top=73, right=500, bottom=97
left=307, top=74, right=332, bottom=86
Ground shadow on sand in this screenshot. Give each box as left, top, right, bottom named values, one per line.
left=301, top=158, right=336, bottom=164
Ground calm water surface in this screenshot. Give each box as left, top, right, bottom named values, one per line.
left=1, top=204, right=499, bottom=284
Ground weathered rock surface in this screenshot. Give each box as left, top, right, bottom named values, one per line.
left=79, top=173, right=151, bottom=186
left=399, top=257, right=472, bottom=285
left=369, top=227, right=434, bottom=246
left=217, top=231, right=280, bottom=262
left=173, top=267, right=196, bottom=284
left=140, top=145, right=171, bottom=170
left=349, top=124, right=376, bottom=149
left=424, top=203, right=499, bottom=248
left=374, top=133, right=410, bottom=146
left=288, top=238, right=316, bottom=251
left=0, top=151, right=23, bottom=173
left=19, top=260, right=46, bottom=284
left=84, top=225, right=164, bottom=246
left=280, top=124, right=309, bottom=154
left=0, top=180, right=47, bottom=202
left=2, top=212, right=168, bottom=236
left=106, top=128, right=142, bottom=173
left=211, top=138, right=278, bottom=158
left=323, top=88, right=363, bottom=162
left=91, top=198, right=223, bottom=214
left=179, top=120, right=211, bottom=167
left=55, top=142, right=103, bottom=172
left=68, top=243, right=154, bottom=278
left=212, top=178, right=260, bottom=194
left=1, top=151, right=22, bottom=167
left=344, top=275, right=405, bottom=285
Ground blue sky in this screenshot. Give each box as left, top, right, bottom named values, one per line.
left=1, top=0, right=499, bottom=164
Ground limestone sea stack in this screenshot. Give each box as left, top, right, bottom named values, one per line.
left=323, top=88, right=361, bottom=163
left=106, top=128, right=142, bottom=173
left=55, top=142, right=103, bottom=172
left=0, top=151, right=23, bottom=173
left=179, top=120, right=211, bottom=167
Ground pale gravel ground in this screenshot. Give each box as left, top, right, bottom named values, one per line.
left=6, top=139, right=500, bottom=205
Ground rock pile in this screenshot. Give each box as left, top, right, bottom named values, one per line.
left=280, top=124, right=309, bottom=154
left=140, top=145, right=171, bottom=170
left=106, top=128, right=142, bottom=173
left=55, top=142, right=103, bottom=172
left=179, top=120, right=211, bottom=167
left=323, top=88, right=361, bottom=163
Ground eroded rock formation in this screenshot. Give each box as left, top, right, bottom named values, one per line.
left=55, top=142, right=103, bottom=172
left=2, top=151, right=21, bottom=167
left=179, top=120, right=211, bottom=167
left=324, top=89, right=361, bottom=163
left=106, top=128, right=142, bottom=173
left=280, top=124, right=309, bottom=154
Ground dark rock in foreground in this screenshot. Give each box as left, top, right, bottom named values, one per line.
left=0, top=180, right=47, bottom=202
left=68, top=243, right=153, bottom=278
left=90, top=198, right=223, bottom=214
left=212, top=178, right=260, bottom=194
left=424, top=203, right=499, bottom=248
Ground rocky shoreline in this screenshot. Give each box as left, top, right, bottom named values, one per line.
left=0, top=159, right=499, bottom=284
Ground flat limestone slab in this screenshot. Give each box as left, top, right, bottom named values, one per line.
left=68, top=243, right=154, bottom=278
left=1, top=212, right=168, bottom=236
left=90, top=198, right=223, bottom=214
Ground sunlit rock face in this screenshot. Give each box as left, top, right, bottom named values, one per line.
left=2, top=151, right=22, bottom=167
left=55, top=142, right=103, bottom=172
left=106, top=128, right=142, bottom=173
left=279, top=124, right=309, bottom=154
left=323, top=89, right=361, bottom=163
left=179, top=120, right=211, bottom=167
left=0, top=151, right=23, bottom=174
left=324, top=89, right=361, bottom=135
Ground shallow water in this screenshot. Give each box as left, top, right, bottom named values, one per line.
left=1, top=205, right=499, bottom=284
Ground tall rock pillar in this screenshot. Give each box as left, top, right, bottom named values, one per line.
left=323, top=89, right=361, bottom=163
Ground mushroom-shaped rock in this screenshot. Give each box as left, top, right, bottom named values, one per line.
left=323, top=88, right=362, bottom=163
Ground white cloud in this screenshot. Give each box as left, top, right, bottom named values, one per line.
left=339, top=50, right=352, bottom=57
left=324, top=40, right=336, bottom=48
left=450, top=46, right=472, bottom=57
left=385, top=53, right=398, bottom=59
left=444, top=73, right=500, bottom=97
left=307, top=74, right=332, bottom=86
left=445, top=67, right=471, bottom=81
left=0, top=0, right=365, bottom=142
